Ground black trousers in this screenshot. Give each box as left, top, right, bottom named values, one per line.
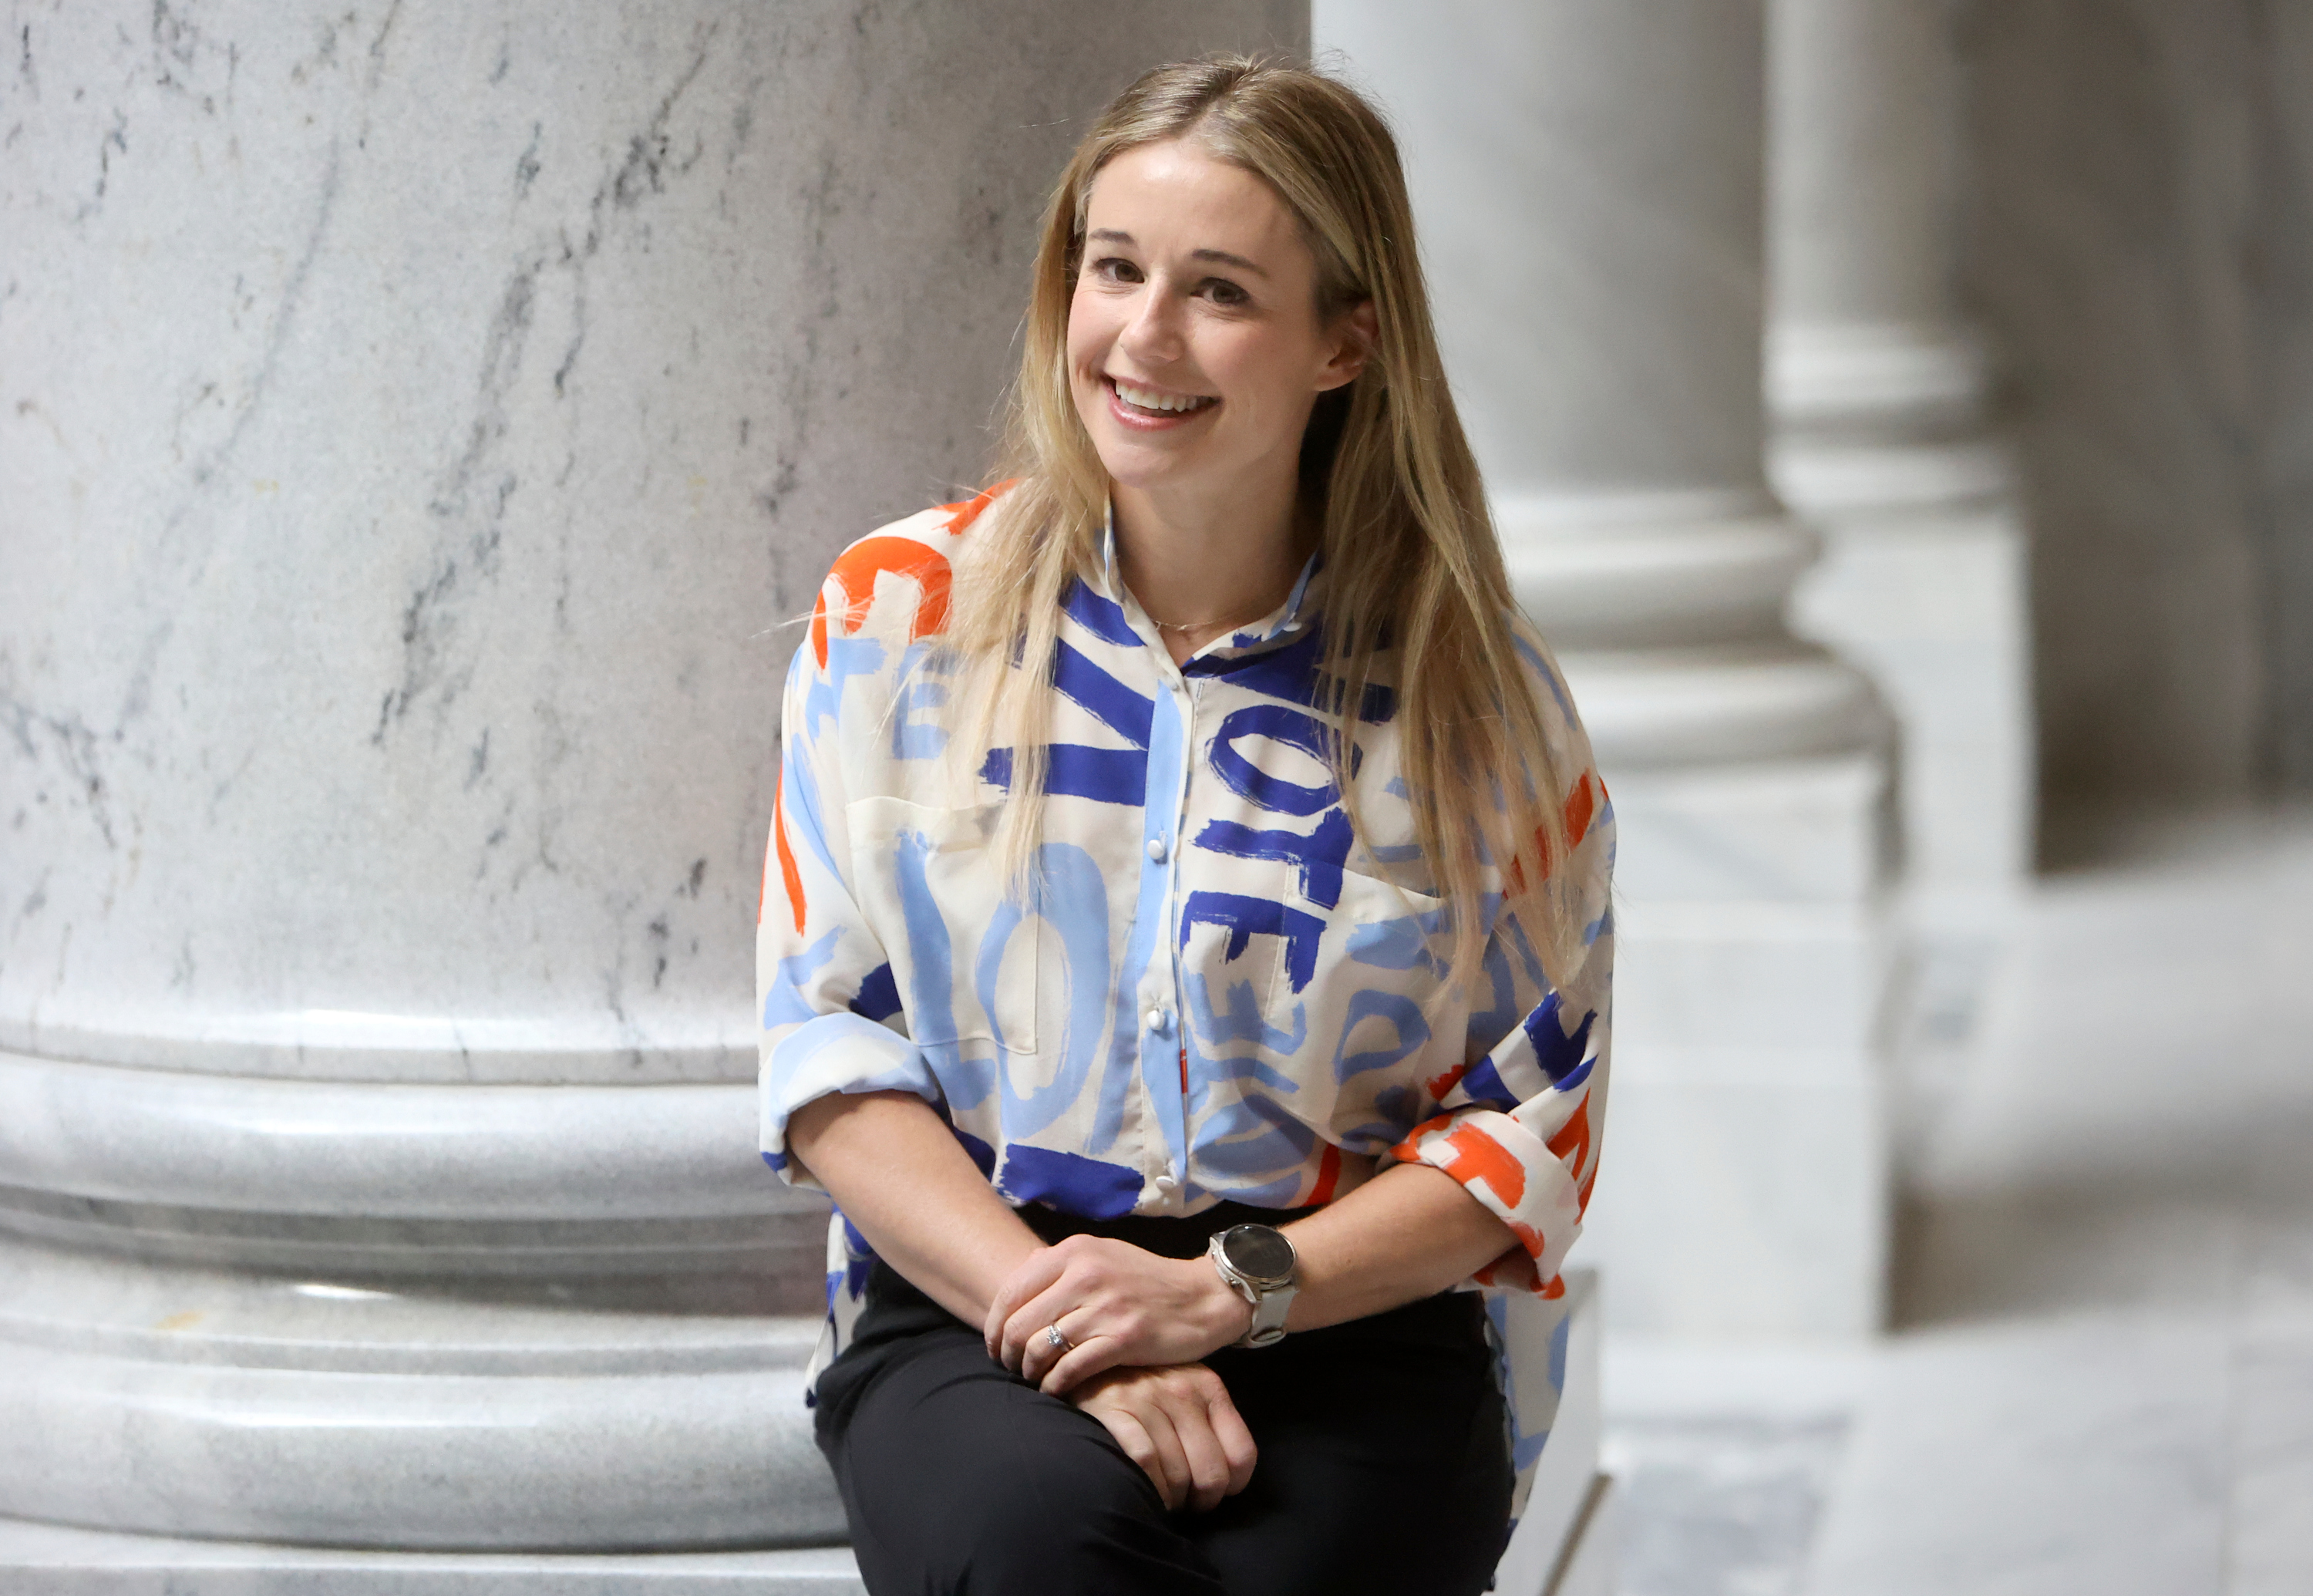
left=812, top=1204, right=1514, bottom=1596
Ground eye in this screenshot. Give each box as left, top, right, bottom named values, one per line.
left=1090, top=256, right=1143, bottom=285
left=1201, top=278, right=1251, bottom=308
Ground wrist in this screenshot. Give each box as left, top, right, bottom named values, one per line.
left=1191, top=1256, right=1257, bottom=1347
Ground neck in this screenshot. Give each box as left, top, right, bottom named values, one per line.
left=1111, top=468, right=1308, bottom=656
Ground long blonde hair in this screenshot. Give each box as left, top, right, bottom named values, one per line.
left=945, top=54, right=1587, bottom=992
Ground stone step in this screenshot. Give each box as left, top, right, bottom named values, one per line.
left=0, top=1517, right=867, bottom=1594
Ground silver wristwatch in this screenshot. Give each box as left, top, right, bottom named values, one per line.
left=1207, top=1223, right=1299, bottom=1348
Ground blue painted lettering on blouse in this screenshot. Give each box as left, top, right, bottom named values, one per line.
left=756, top=487, right=1615, bottom=1503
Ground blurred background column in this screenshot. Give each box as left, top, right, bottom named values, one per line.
left=1318, top=0, right=1896, bottom=1336
left=0, top=0, right=1298, bottom=1581
left=1769, top=0, right=2036, bottom=931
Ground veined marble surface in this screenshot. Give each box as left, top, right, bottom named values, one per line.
left=0, top=1049, right=835, bottom=1277
left=0, top=0, right=1302, bottom=1083
left=0, top=1520, right=871, bottom=1594
left=0, top=0, right=1318, bottom=1572
left=0, top=1234, right=841, bottom=1547
left=1318, top=0, right=1770, bottom=502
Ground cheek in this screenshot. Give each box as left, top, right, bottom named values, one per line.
left=1065, top=291, right=1114, bottom=377
left=1207, top=329, right=1311, bottom=427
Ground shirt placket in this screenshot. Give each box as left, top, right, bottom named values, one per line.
left=1133, top=648, right=1196, bottom=1211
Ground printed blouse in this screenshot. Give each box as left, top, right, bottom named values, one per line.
left=756, top=488, right=1615, bottom=1497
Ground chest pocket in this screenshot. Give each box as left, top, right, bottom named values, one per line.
left=1302, top=867, right=1452, bottom=1088
left=845, top=797, right=1038, bottom=1054
left=1180, top=836, right=1449, bottom=1089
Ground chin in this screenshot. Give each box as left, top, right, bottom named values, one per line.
left=1092, top=452, right=1177, bottom=493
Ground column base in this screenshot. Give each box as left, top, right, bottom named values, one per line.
left=1786, top=497, right=2036, bottom=894
left=0, top=1234, right=843, bottom=1550
left=1581, top=754, right=1896, bottom=1337
left=1583, top=1048, right=1889, bottom=1335
left=0, top=1519, right=864, bottom=1595
left=0, top=1491, right=1624, bottom=1596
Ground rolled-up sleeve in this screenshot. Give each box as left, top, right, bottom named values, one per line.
left=756, top=636, right=941, bottom=1188
left=1390, top=767, right=1614, bottom=1295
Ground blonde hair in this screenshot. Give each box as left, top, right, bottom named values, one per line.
left=946, top=54, right=1587, bottom=993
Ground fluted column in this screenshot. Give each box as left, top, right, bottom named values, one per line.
left=1769, top=0, right=2036, bottom=906
left=0, top=1, right=1300, bottom=1582
left=1317, top=0, right=1894, bottom=1336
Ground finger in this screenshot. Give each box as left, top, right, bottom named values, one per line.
left=982, top=1246, right=1063, bottom=1360
left=1097, top=1410, right=1172, bottom=1511
left=1157, top=1386, right=1235, bottom=1513
left=1017, top=1311, right=1082, bottom=1387
left=1003, top=1258, right=1107, bottom=1375
left=1039, top=1333, right=1125, bottom=1397
left=1005, top=1278, right=1088, bottom=1379
left=1205, top=1384, right=1258, bottom=1497
left=1132, top=1396, right=1194, bottom=1513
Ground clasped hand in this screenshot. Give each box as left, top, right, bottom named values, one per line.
left=985, top=1233, right=1255, bottom=1391
left=983, top=1236, right=1261, bottom=1512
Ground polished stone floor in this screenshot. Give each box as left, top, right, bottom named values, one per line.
left=1602, top=804, right=2313, bottom=1596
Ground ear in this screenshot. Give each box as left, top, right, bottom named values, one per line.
left=1315, top=299, right=1379, bottom=392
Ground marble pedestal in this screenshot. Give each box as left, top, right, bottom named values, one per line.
left=1577, top=756, right=1894, bottom=1336
left=0, top=1053, right=840, bottom=1551
left=1772, top=332, right=2035, bottom=927
left=0, top=1274, right=1609, bottom=1595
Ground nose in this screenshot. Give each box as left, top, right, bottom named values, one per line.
left=1116, top=280, right=1185, bottom=365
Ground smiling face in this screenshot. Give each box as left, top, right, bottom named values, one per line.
left=1066, top=138, right=1368, bottom=505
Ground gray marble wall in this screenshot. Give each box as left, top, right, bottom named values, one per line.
left=2257, top=3, right=2313, bottom=794
left=1956, top=0, right=2313, bottom=801
left=0, top=0, right=1299, bottom=1081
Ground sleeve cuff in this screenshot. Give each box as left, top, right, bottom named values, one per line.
left=759, top=1012, right=941, bottom=1191
left=1390, top=1106, right=1584, bottom=1291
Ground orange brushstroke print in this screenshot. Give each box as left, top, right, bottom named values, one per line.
left=810, top=537, right=954, bottom=669
left=1507, top=769, right=1602, bottom=895
left=1308, top=1142, right=1343, bottom=1205
left=1440, top=1122, right=1547, bottom=1258
left=939, top=479, right=1016, bottom=536
left=772, top=776, right=806, bottom=934
left=1547, top=1096, right=1598, bottom=1217
left=1426, top=1061, right=1470, bottom=1103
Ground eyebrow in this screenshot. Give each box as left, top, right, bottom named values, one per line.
left=1086, top=228, right=1271, bottom=279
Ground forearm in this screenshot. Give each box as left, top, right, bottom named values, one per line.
left=1279, top=1160, right=1520, bottom=1332
left=785, top=1089, right=1045, bottom=1325
left=988, top=1155, right=1523, bottom=1392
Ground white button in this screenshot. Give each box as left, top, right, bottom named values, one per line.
left=1153, top=1174, right=1179, bottom=1194
left=1146, top=1008, right=1170, bottom=1035
left=1146, top=837, right=1168, bottom=863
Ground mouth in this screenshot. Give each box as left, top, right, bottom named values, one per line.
left=1103, top=375, right=1220, bottom=425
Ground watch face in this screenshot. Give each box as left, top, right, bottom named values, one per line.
left=1221, top=1224, right=1295, bottom=1283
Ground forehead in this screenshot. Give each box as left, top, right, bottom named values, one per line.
left=1082, top=140, right=1301, bottom=262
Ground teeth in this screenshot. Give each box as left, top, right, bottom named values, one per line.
left=1113, top=379, right=1214, bottom=414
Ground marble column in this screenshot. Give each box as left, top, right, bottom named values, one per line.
left=1316, top=0, right=1895, bottom=1336
left=1769, top=0, right=2035, bottom=913
left=0, top=2, right=1299, bottom=1587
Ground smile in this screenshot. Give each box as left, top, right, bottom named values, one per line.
left=1106, top=375, right=1219, bottom=419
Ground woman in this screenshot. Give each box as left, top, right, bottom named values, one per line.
left=759, top=55, right=1612, bottom=1596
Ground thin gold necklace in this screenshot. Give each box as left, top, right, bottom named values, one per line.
left=1148, top=604, right=1274, bottom=636
left=1143, top=581, right=1295, bottom=637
